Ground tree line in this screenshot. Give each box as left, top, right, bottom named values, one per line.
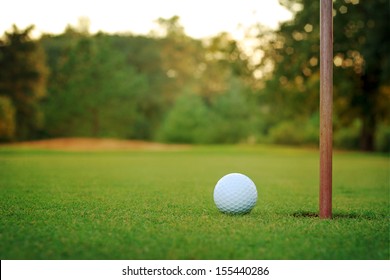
left=0, top=0, right=389, bottom=151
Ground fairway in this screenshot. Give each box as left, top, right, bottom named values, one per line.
left=0, top=143, right=388, bottom=259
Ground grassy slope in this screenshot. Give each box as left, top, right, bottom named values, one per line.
left=0, top=145, right=388, bottom=259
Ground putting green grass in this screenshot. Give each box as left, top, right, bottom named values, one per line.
left=0, top=145, right=388, bottom=259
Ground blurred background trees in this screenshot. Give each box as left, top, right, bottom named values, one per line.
left=258, top=0, right=390, bottom=151
left=0, top=0, right=389, bottom=151
left=0, top=25, right=48, bottom=140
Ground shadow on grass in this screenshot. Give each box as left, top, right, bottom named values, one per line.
left=291, top=211, right=384, bottom=220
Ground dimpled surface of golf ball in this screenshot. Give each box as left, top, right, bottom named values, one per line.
left=213, top=173, right=257, bottom=214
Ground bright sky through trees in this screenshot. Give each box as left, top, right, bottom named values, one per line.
left=0, top=0, right=292, bottom=38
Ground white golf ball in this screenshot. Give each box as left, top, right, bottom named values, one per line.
left=213, top=173, right=258, bottom=214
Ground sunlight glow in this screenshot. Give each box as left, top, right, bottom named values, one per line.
left=0, top=0, right=292, bottom=38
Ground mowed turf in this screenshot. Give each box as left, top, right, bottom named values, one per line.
left=0, top=144, right=388, bottom=259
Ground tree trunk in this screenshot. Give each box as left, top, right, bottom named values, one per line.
left=360, top=114, right=376, bottom=151
left=359, top=71, right=380, bottom=152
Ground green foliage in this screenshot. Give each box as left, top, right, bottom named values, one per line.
left=332, top=0, right=390, bottom=150
left=304, top=113, right=320, bottom=144
left=0, top=25, right=48, bottom=140
left=0, top=95, right=16, bottom=141
left=267, top=115, right=319, bottom=146
left=0, top=146, right=388, bottom=259
left=210, top=84, right=253, bottom=143
left=268, top=121, right=305, bottom=145
left=375, top=124, right=390, bottom=153
left=157, top=93, right=215, bottom=143
left=334, top=119, right=361, bottom=150
left=158, top=82, right=254, bottom=144
left=42, top=33, right=151, bottom=139
left=1, top=6, right=389, bottom=152
left=259, top=0, right=390, bottom=151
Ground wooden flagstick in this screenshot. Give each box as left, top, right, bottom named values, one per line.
left=319, top=0, right=333, bottom=219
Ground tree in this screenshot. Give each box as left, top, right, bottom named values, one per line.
left=332, top=0, right=390, bottom=150
left=0, top=25, right=48, bottom=140
left=257, top=0, right=322, bottom=126
left=257, top=0, right=390, bottom=151
left=154, top=17, right=258, bottom=144
left=157, top=93, right=213, bottom=143
left=0, top=95, right=16, bottom=140
left=42, top=31, right=150, bottom=138
left=109, top=34, right=167, bottom=139
left=158, top=79, right=255, bottom=144
left=154, top=16, right=206, bottom=104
